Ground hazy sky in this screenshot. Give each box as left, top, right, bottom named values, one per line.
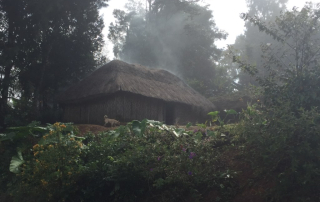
left=100, top=0, right=320, bottom=58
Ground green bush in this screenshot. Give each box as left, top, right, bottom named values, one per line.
left=236, top=104, right=320, bottom=201
left=230, top=5, right=320, bottom=201
left=78, top=120, right=236, bottom=202
left=4, top=120, right=236, bottom=202
left=7, top=122, right=83, bottom=202
left=0, top=121, right=49, bottom=195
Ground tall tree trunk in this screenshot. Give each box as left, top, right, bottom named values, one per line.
left=0, top=65, right=12, bottom=130
left=33, top=31, right=52, bottom=120
left=0, top=10, right=14, bottom=130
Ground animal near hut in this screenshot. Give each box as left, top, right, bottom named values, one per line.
left=58, top=60, right=215, bottom=125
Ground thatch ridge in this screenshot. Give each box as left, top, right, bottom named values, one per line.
left=58, top=60, right=215, bottom=111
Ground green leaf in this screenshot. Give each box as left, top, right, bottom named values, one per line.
left=208, top=111, right=219, bottom=117
left=208, top=111, right=220, bottom=122
left=145, top=119, right=163, bottom=126
left=195, top=132, right=203, bottom=141
left=173, top=128, right=184, bottom=137
left=5, top=126, right=48, bottom=140
left=206, top=130, right=216, bottom=137
left=196, top=123, right=206, bottom=128
left=140, top=119, right=148, bottom=135
left=186, top=122, right=192, bottom=128
left=10, top=150, right=25, bottom=174
left=225, top=109, right=237, bottom=115
left=64, top=124, right=75, bottom=133
left=132, top=120, right=142, bottom=136
left=116, top=125, right=130, bottom=136
left=0, top=132, right=16, bottom=142
left=108, top=130, right=120, bottom=138
left=218, top=117, right=224, bottom=125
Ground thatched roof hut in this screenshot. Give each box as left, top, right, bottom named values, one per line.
left=58, top=60, right=215, bottom=125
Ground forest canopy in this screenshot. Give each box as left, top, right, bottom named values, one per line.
left=0, top=0, right=109, bottom=127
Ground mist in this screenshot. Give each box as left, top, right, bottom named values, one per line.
left=108, top=0, right=226, bottom=96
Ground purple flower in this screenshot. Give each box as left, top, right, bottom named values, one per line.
left=193, top=129, right=198, bottom=133
left=188, top=171, right=192, bottom=175
left=150, top=168, right=153, bottom=171
left=182, top=148, right=186, bottom=152
left=157, top=156, right=161, bottom=161
left=189, top=152, right=196, bottom=159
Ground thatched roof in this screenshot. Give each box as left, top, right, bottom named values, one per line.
left=58, top=60, right=215, bottom=111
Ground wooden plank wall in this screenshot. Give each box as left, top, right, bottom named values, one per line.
left=62, top=92, right=165, bottom=125
left=174, top=103, right=208, bottom=125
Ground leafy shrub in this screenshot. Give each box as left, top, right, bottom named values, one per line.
left=78, top=120, right=236, bottom=202
left=0, top=121, right=48, bottom=195
left=230, top=4, right=320, bottom=201
left=5, top=120, right=236, bottom=202
left=8, top=122, right=84, bottom=202
left=236, top=104, right=320, bottom=201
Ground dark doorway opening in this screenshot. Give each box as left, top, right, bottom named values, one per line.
left=165, top=103, right=174, bottom=125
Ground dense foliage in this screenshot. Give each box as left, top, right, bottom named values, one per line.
left=231, top=3, right=320, bottom=201
left=0, top=0, right=108, bottom=128
left=237, top=104, right=320, bottom=201
left=233, top=3, right=320, bottom=111
left=1, top=121, right=236, bottom=202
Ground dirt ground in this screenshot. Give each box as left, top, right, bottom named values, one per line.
left=74, top=124, right=117, bottom=136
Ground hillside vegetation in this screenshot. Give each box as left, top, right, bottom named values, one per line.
left=2, top=2, right=320, bottom=202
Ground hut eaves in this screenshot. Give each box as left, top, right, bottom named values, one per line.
left=58, top=60, right=215, bottom=112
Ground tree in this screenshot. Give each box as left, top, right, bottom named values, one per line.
left=232, top=0, right=288, bottom=88
left=0, top=0, right=27, bottom=129
left=231, top=4, right=320, bottom=200
left=0, top=0, right=108, bottom=128
left=231, top=2, right=320, bottom=110
left=108, top=0, right=226, bottom=96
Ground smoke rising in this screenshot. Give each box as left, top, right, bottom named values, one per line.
left=108, top=0, right=226, bottom=87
